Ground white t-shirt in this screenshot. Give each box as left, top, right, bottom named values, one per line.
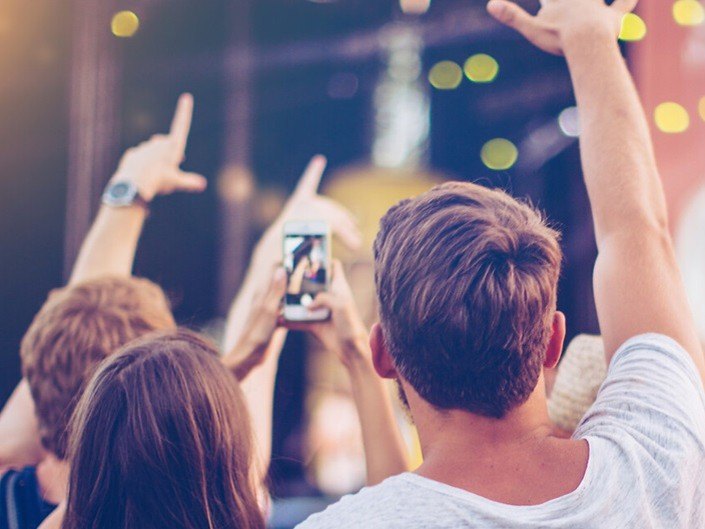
left=297, top=334, right=705, bottom=528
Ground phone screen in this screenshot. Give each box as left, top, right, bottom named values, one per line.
left=284, top=233, right=328, bottom=309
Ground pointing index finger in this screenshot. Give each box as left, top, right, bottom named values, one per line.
left=294, top=155, right=327, bottom=197
left=169, top=93, right=194, bottom=162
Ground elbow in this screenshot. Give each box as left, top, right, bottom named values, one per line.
left=627, top=207, right=671, bottom=243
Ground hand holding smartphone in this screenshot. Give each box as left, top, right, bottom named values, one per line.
left=283, top=220, right=331, bottom=322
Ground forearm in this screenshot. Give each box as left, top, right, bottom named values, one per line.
left=223, top=227, right=281, bottom=350
left=0, top=380, right=43, bottom=469
left=563, top=28, right=667, bottom=242
left=345, top=345, right=409, bottom=485
left=223, top=226, right=287, bottom=485
left=238, top=329, right=286, bottom=485
left=68, top=205, right=147, bottom=285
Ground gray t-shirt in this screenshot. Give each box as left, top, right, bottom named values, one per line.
left=297, top=334, right=705, bottom=528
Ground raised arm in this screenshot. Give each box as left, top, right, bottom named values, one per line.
left=0, top=94, right=206, bottom=470
left=488, top=0, right=705, bottom=374
left=288, top=261, right=409, bottom=485
left=70, top=93, right=206, bottom=284
left=223, top=156, right=362, bottom=485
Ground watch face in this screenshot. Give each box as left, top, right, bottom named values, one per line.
left=103, top=181, right=138, bottom=207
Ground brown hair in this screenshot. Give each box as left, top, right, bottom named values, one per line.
left=374, top=182, right=561, bottom=418
left=20, top=276, right=175, bottom=459
left=62, top=330, right=265, bottom=529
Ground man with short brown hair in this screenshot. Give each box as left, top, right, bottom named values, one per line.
left=374, top=181, right=562, bottom=419
left=298, top=0, right=705, bottom=527
left=20, top=277, right=175, bottom=462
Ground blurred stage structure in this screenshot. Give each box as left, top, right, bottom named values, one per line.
left=62, top=0, right=580, bottom=305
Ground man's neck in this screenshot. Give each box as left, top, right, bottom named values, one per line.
left=408, top=379, right=589, bottom=506
left=35, top=455, right=69, bottom=506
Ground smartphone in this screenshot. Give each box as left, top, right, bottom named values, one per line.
left=283, top=220, right=331, bottom=322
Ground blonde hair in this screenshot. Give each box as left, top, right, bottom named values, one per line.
left=21, top=276, right=175, bottom=458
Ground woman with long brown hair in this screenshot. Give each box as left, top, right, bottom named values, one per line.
left=60, top=329, right=265, bottom=529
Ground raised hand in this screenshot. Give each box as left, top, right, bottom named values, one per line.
left=486, top=0, right=639, bottom=56
left=111, top=93, right=207, bottom=202
left=285, top=260, right=410, bottom=484
left=280, top=156, right=362, bottom=250
left=222, top=266, right=288, bottom=381
left=286, top=260, right=370, bottom=368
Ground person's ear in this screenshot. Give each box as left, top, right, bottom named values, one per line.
left=544, top=311, right=566, bottom=369
left=370, top=323, right=398, bottom=379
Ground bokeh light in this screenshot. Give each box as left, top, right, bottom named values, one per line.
left=654, top=102, right=690, bottom=133
left=699, top=97, right=705, bottom=122
left=619, top=13, right=647, bottom=41
left=111, top=11, right=140, bottom=38
left=400, top=0, right=431, bottom=14
left=673, top=0, right=705, bottom=26
left=428, top=61, right=463, bottom=90
left=558, top=107, right=580, bottom=137
left=481, top=139, right=518, bottom=170
left=463, top=54, right=499, bottom=83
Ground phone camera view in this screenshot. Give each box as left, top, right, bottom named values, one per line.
left=284, top=234, right=327, bottom=309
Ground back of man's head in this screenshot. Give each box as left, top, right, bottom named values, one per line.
left=20, top=276, right=176, bottom=460
left=374, top=182, right=562, bottom=418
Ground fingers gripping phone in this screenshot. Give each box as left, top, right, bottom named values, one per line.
left=283, top=220, right=331, bottom=322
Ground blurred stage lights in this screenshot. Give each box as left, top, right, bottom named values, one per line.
left=464, top=54, right=499, bottom=83
left=481, top=138, right=518, bottom=171
left=673, top=0, right=705, bottom=26
left=619, top=13, right=647, bottom=41
left=428, top=61, right=462, bottom=90
left=654, top=102, right=690, bottom=133
left=698, top=97, right=705, bottom=122
left=558, top=107, right=580, bottom=138
left=111, top=10, right=139, bottom=38
left=400, top=0, right=431, bottom=14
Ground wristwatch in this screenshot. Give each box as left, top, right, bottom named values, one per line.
left=102, top=181, right=150, bottom=210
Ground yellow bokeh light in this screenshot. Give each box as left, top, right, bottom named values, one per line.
left=111, top=11, right=140, bottom=38
left=481, top=139, right=518, bottom=171
left=654, top=102, right=690, bottom=133
left=463, top=54, right=499, bottom=83
left=673, top=0, right=705, bottom=26
left=619, top=13, right=647, bottom=41
left=428, top=61, right=463, bottom=90
left=698, top=97, right=705, bottom=122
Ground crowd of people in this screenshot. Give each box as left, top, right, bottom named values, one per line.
left=1, top=0, right=704, bottom=527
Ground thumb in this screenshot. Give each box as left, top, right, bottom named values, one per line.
left=165, top=170, right=208, bottom=193
left=293, top=155, right=327, bottom=198
left=307, top=292, right=335, bottom=312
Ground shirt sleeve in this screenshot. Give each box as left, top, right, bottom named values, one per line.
left=574, top=334, right=705, bottom=454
